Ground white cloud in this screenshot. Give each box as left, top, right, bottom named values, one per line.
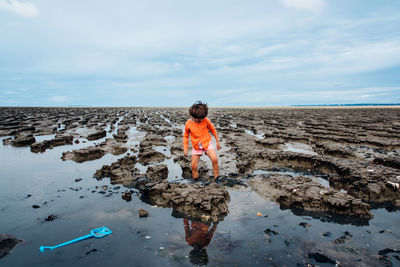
left=0, top=0, right=38, bottom=18
left=213, top=86, right=400, bottom=106
left=50, top=96, right=69, bottom=103
left=280, top=0, right=325, bottom=12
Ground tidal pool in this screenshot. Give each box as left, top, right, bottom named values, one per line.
left=1, top=137, right=399, bottom=266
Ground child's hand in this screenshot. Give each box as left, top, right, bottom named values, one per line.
left=184, top=150, right=188, bottom=156
left=217, top=143, right=221, bottom=150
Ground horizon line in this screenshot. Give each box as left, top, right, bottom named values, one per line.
left=1, top=103, right=400, bottom=109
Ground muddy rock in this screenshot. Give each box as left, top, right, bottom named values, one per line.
left=139, top=209, right=149, bottom=217
left=2, top=137, right=12, bottom=145
left=9, top=126, right=36, bottom=135
left=137, top=133, right=168, bottom=165
left=255, top=137, right=285, bottom=148
left=138, top=148, right=167, bottom=165
left=11, top=134, right=35, bottom=147
left=62, top=146, right=106, bottom=163
left=139, top=181, right=230, bottom=222
left=31, top=135, right=73, bottom=153
left=249, top=174, right=373, bottom=219
left=0, top=234, right=23, bottom=259
left=334, top=231, right=353, bottom=244
left=94, top=155, right=139, bottom=185
left=314, top=142, right=354, bottom=157
left=303, top=240, right=385, bottom=266
left=244, top=149, right=400, bottom=207
left=122, top=190, right=132, bottom=201
left=308, top=252, right=339, bottom=266
left=99, top=138, right=128, bottom=155
left=146, top=164, right=168, bottom=180
left=44, top=214, right=58, bottom=222
left=374, top=156, right=400, bottom=169
left=87, top=130, right=106, bottom=141
left=52, top=134, right=74, bottom=146
left=216, top=176, right=246, bottom=187
left=113, top=132, right=128, bottom=142
left=378, top=248, right=400, bottom=255
left=140, top=134, right=167, bottom=147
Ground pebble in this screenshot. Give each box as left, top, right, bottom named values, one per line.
left=322, top=232, right=331, bottom=237
left=139, top=209, right=149, bottom=218
left=122, top=191, right=132, bottom=201
left=45, top=214, right=57, bottom=221
left=144, top=235, right=151, bottom=239
left=299, top=222, right=311, bottom=228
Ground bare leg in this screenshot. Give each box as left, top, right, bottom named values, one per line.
left=191, top=154, right=201, bottom=180
left=206, top=149, right=219, bottom=179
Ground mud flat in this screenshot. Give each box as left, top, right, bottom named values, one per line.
left=1, top=106, right=400, bottom=266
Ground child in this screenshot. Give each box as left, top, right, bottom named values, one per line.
left=183, top=101, right=221, bottom=181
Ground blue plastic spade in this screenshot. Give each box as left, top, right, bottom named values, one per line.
left=39, top=226, right=112, bottom=252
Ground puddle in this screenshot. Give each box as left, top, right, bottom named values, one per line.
left=164, top=135, right=175, bottom=143
left=34, top=134, right=56, bottom=143
left=229, top=123, right=237, bottom=128
left=126, top=126, right=146, bottom=147
left=244, top=129, right=264, bottom=139
left=282, top=142, right=318, bottom=156
left=154, top=146, right=171, bottom=157
left=134, top=161, right=148, bottom=173
left=159, top=114, right=173, bottom=126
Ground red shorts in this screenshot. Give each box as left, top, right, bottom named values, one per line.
left=191, top=142, right=214, bottom=156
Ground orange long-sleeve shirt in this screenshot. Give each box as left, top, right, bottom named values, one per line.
left=183, top=117, right=219, bottom=151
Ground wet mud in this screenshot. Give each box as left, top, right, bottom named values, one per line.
left=1, top=106, right=400, bottom=265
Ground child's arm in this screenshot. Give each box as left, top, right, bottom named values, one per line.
left=206, top=118, right=221, bottom=150
left=183, top=219, right=191, bottom=240
left=183, top=122, right=190, bottom=156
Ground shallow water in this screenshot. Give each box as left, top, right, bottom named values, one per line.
left=282, top=142, right=318, bottom=156
left=1, top=137, right=400, bottom=266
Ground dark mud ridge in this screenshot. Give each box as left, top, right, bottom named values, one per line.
left=139, top=181, right=229, bottom=222
left=31, top=134, right=73, bottom=153
left=0, top=234, right=23, bottom=259
left=1, top=107, right=400, bottom=223
left=249, top=174, right=372, bottom=219
left=94, top=154, right=230, bottom=222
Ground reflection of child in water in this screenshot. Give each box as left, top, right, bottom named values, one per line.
left=184, top=218, right=218, bottom=266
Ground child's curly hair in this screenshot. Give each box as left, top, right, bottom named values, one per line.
left=189, top=101, right=208, bottom=119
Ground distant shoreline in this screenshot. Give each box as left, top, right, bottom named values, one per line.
left=291, top=103, right=400, bottom=107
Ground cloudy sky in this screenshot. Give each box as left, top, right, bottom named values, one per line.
left=1, top=0, right=399, bottom=106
